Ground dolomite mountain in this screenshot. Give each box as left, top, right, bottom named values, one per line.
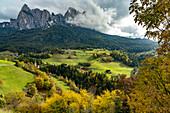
left=0, top=4, right=84, bottom=29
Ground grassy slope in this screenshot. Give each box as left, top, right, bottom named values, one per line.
left=0, top=51, right=14, bottom=55
left=0, top=60, right=15, bottom=64
left=43, top=49, right=133, bottom=77
left=90, top=61, right=133, bottom=76
left=52, top=77, right=70, bottom=90
left=0, top=60, right=70, bottom=94
left=0, top=65, right=35, bottom=94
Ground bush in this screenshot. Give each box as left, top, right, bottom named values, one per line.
left=15, top=60, right=24, bottom=67
left=57, top=76, right=64, bottom=81
left=70, top=82, right=79, bottom=93
left=44, top=80, right=53, bottom=90
left=27, top=83, right=38, bottom=97
left=101, top=56, right=114, bottom=62
left=0, top=97, right=6, bottom=108
left=78, top=62, right=91, bottom=67
left=68, top=55, right=72, bottom=59
left=34, top=77, right=44, bottom=89
left=5, top=91, right=26, bottom=109
left=67, top=79, right=72, bottom=86
left=16, top=103, right=41, bottom=113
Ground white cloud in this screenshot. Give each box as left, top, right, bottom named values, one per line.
left=66, top=0, right=116, bottom=34
left=110, top=15, right=146, bottom=38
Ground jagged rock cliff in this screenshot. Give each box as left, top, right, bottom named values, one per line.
left=0, top=22, right=10, bottom=27
left=1, top=4, right=83, bottom=29
left=64, top=7, right=81, bottom=20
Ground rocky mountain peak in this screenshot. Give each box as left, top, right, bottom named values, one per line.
left=21, top=4, right=30, bottom=11
left=64, top=7, right=80, bottom=19
left=0, top=4, right=84, bottom=29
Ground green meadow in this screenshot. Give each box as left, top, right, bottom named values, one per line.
left=52, top=77, right=70, bottom=90
left=0, top=60, right=15, bottom=64
left=43, top=49, right=133, bottom=77
left=0, top=65, right=35, bottom=94
left=0, top=60, right=70, bottom=94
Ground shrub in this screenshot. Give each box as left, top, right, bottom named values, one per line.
left=67, top=79, right=72, bottom=86
left=15, top=60, right=24, bottom=67
left=55, top=86, right=62, bottom=95
left=44, top=80, right=52, bottom=90
left=16, top=103, right=41, bottom=113
left=57, top=76, right=64, bottom=81
left=48, top=86, right=57, bottom=97
left=68, top=55, right=72, bottom=59
left=27, top=83, right=38, bottom=97
left=0, top=97, right=6, bottom=108
left=78, top=62, right=91, bottom=67
left=32, top=94, right=44, bottom=104
left=34, top=77, right=44, bottom=89
left=5, top=91, right=26, bottom=109
left=101, top=56, right=114, bottom=62
left=70, top=82, right=79, bottom=93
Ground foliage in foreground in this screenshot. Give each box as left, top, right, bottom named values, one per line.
left=129, top=0, right=169, bottom=55
left=128, top=56, right=170, bottom=112
left=129, top=0, right=170, bottom=112
left=2, top=89, right=125, bottom=113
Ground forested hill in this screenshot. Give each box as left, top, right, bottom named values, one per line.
left=0, top=24, right=157, bottom=53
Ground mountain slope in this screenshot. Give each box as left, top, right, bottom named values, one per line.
left=0, top=24, right=157, bottom=53
left=0, top=64, right=35, bottom=94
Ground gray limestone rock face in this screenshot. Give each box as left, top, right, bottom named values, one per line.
left=0, top=22, right=10, bottom=27
left=12, top=4, right=66, bottom=29
left=0, top=4, right=84, bottom=29
left=10, top=19, right=18, bottom=28
left=17, top=4, right=35, bottom=29
left=64, top=7, right=81, bottom=20
left=52, top=13, right=65, bottom=25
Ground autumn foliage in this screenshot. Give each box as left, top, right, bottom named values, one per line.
left=128, top=56, right=170, bottom=112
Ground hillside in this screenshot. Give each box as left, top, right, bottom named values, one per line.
left=43, top=49, right=133, bottom=77
left=0, top=25, right=157, bottom=54
left=0, top=64, right=35, bottom=94
left=0, top=60, right=70, bottom=94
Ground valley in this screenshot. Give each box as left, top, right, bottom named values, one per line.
left=0, top=0, right=168, bottom=112
left=43, top=49, right=133, bottom=77
left=0, top=59, right=69, bottom=95
left=0, top=61, right=34, bottom=94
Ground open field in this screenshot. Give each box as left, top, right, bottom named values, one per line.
left=52, top=77, right=70, bottom=90
left=0, top=60, right=15, bottom=64
left=0, top=51, right=17, bottom=57
left=89, top=61, right=133, bottom=77
left=0, top=65, right=35, bottom=94
left=0, top=60, right=70, bottom=93
left=43, top=49, right=133, bottom=77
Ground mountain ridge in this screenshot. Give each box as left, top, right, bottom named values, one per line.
left=0, top=4, right=82, bottom=30
left=0, top=24, right=157, bottom=53
left=0, top=4, right=158, bottom=54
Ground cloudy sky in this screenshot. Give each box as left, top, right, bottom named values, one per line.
left=0, top=0, right=146, bottom=38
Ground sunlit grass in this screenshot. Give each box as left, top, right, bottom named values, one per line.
left=43, top=49, right=133, bottom=77
left=52, top=77, right=70, bottom=90
left=0, top=60, right=15, bottom=64
left=0, top=65, right=35, bottom=94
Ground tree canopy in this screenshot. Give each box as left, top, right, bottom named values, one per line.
left=129, top=0, right=170, bottom=55
left=129, top=0, right=170, bottom=112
